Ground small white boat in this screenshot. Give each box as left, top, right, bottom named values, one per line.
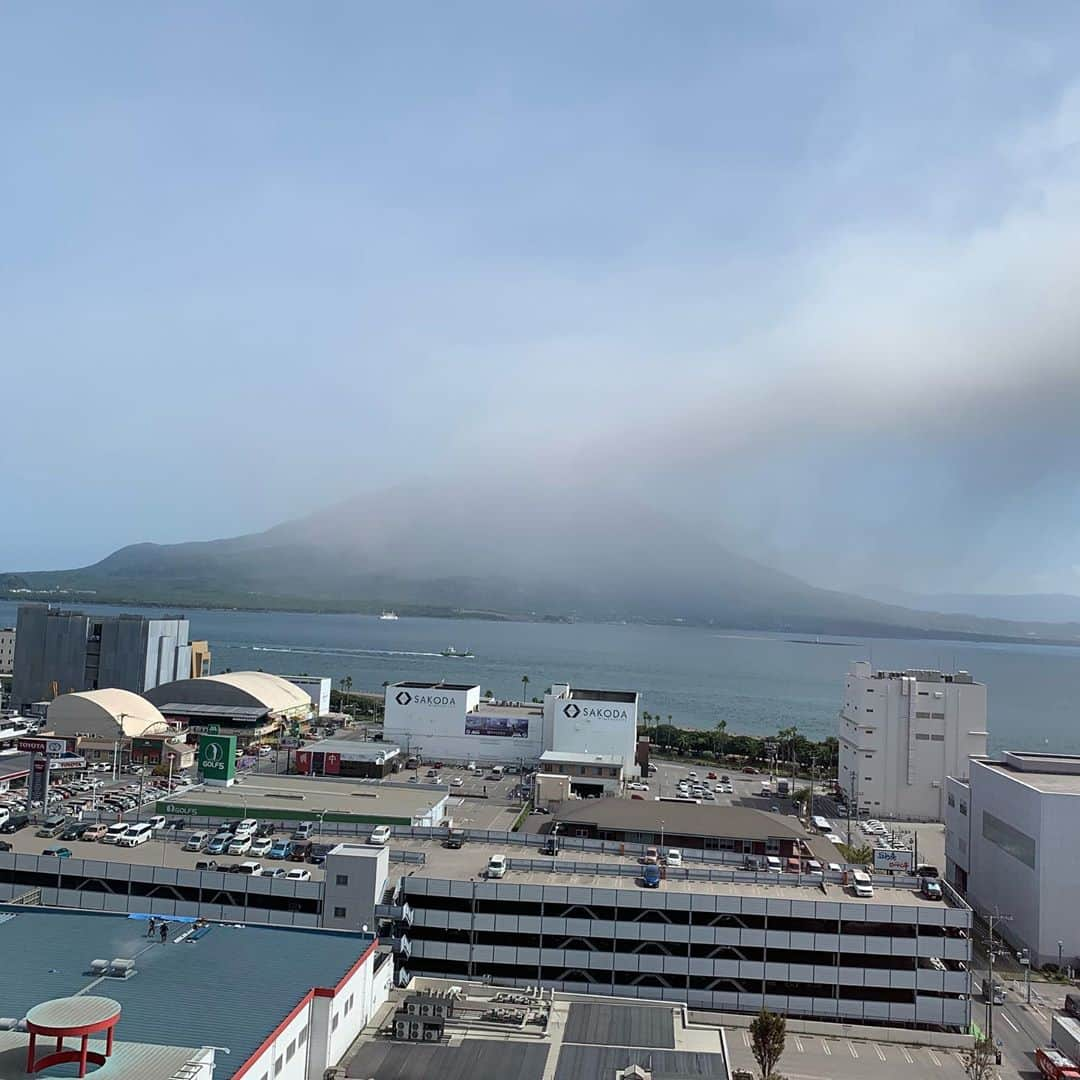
left=379, top=611, right=399, bottom=621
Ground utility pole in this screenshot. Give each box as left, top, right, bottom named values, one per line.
left=846, top=770, right=857, bottom=847
left=986, top=912, right=1013, bottom=1056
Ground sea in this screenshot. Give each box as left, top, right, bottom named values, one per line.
left=3, top=600, right=1080, bottom=755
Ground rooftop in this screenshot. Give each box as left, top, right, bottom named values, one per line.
left=159, top=774, right=447, bottom=823
left=540, top=749, right=624, bottom=766
left=154, top=702, right=269, bottom=720
left=975, top=752, right=1080, bottom=794
left=473, top=702, right=542, bottom=718
left=0, top=907, right=378, bottom=1080
left=392, top=681, right=478, bottom=691
left=345, top=992, right=726, bottom=1080
left=553, top=799, right=807, bottom=841
left=0, top=751, right=30, bottom=780
left=300, top=738, right=402, bottom=760
left=0, top=1030, right=208, bottom=1080
left=386, top=837, right=949, bottom=909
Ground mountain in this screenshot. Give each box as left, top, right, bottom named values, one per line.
left=856, top=585, right=1080, bottom=625
left=6, top=483, right=1080, bottom=642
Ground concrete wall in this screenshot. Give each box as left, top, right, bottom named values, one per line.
left=13, top=606, right=89, bottom=707
left=545, top=691, right=639, bottom=776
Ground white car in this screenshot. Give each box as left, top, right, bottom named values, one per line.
left=450, top=777, right=464, bottom=787
left=227, top=836, right=252, bottom=856
left=249, top=837, right=273, bottom=857
left=487, top=854, right=508, bottom=879
left=235, top=861, right=263, bottom=876
left=666, top=849, right=683, bottom=867
left=102, top=823, right=130, bottom=844
left=285, top=868, right=311, bottom=881
left=628, top=782, right=649, bottom=791
left=827, top=862, right=842, bottom=873
left=368, top=825, right=392, bottom=846
left=234, top=818, right=259, bottom=837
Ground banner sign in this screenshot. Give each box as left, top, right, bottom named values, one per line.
left=464, top=715, right=529, bottom=738
left=873, top=848, right=914, bottom=872
left=18, top=738, right=66, bottom=755
left=197, top=734, right=237, bottom=783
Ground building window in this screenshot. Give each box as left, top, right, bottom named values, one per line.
left=274, top=1057, right=283, bottom=1076
left=865, top=708, right=874, bottom=713
left=865, top=688, right=874, bottom=693
left=959, top=800, right=967, bottom=816
left=915, top=733, right=930, bottom=741
left=931, top=712, right=945, bottom=719
left=335, top=874, right=349, bottom=886
left=916, top=711, right=931, bottom=719
left=298, top=1025, right=308, bottom=1046
left=334, top=906, right=347, bottom=919
left=947, top=792, right=955, bottom=808
left=931, top=734, right=945, bottom=741
left=864, top=753, right=873, bottom=759
left=286, top=1040, right=296, bottom=1062
left=331, top=1014, right=340, bottom=1032
left=983, top=810, right=1036, bottom=870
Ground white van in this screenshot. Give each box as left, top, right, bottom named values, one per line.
left=234, top=818, right=258, bottom=837
left=368, top=825, right=392, bottom=846
left=850, top=870, right=874, bottom=898
left=184, top=830, right=210, bottom=852
left=147, top=815, right=167, bottom=830
left=487, top=854, right=508, bottom=879
left=764, top=855, right=782, bottom=872
left=490, top=765, right=505, bottom=779
left=118, top=823, right=153, bottom=847
left=103, top=823, right=130, bottom=844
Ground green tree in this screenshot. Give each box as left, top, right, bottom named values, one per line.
left=837, top=842, right=874, bottom=865
left=521, top=674, right=530, bottom=702
left=962, top=1036, right=997, bottom=1079
left=749, top=1008, right=787, bottom=1080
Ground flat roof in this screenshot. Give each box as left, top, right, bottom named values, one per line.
left=568, top=688, right=638, bottom=703
left=155, top=702, right=269, bottom=719
left=301, top=738, right=402, bottom=759
left=977, top=756, right=1080, bottom=795
left=0, top=751, right=30, bottom=780
left=0, top=907, right=378, bottom=1080
left=554, top=799, right=807, bottom=841
left=540, top=750, right=623, bottom=766
left=0, top=1031, right=204, bottom=1080
left=387, top=838, right=949, bottom=909
left=473, top=702, right=542, bottom=718
left=392, top=681, right=478, bottom=691
left=160, top=774, right=447, bottom=823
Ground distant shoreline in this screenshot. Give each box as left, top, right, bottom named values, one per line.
left=4, top=591, right=1080, bottom=649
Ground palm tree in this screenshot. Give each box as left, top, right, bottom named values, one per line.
left=714, top=718, right=728, bottom=759
left=340, top=675, right=353, bottom=713
left=521, top=675, right=530, bottom=703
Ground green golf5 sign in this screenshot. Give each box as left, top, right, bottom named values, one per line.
left=198, top=733, right=237, bottom=783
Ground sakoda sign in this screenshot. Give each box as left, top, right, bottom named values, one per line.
left=563, top=703, right=630, bottom=721
left=395, top=691, right=457, bottom=708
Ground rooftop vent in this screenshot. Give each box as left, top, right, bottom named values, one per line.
left=107, top=957, right=137, bottom=979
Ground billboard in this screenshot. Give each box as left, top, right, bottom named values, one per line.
left=17, top=737, right=66, bottom=755
left=464, top=714, right=530, bottom=738
left=30, top=757, right=50, bottom=805
left=873, top=848, right=914, bottom=872
left=197, top=734, right=237, bottom=783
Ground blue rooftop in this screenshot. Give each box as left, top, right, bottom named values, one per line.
left=0, top=907, right=376, bottom=1079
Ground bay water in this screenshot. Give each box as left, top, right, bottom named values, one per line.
left=3, top=600, right=1079, bottom=754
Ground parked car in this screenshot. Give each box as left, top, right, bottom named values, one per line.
left=292, top=823, right=314, bottom=841
left=486, top=854, right=508, bottom=879
left=666, top=849, right=683, bottom=868
left=0, top=841, right=11, bottom=852
left=368, top=825, right=392, bottom=846
left=227, top=836, right=252, bottom=856
left=81, top=823, right=108, bottom=841
left=642, top=864, right=661, bottom=888
left=146, top=815, right=167, bottom=830
left=207, top=835, right=230, bottom=855
left=289, top=841, right=312, bottom=862
left=235, top=861, right=263, bottom=876
left=60, top=822, right=91, bottom=841
left=285, top=868, right=311, bottom=881
left=269, top=839, right=294, bottom=859
left=234, top=818, right=259, bottom=838
left=36, top=815, right=68, bottom=838
left=249, top=837, right=273, bottom=857
left=118, top=823, right=153, bottom=847
left=42, top=847, right=73, bottom=858
left=450, top=777, right=464, bottom=787
left=308, top=843, right=332, bottom=866
left=184, top=831, right=210, bottom=852
left=444, top=832, right=465, bottom=849
left=764, top=855, right=782, bottom=872
left=103, top=823, right=131, bottom=845
left=194, top=859, right=219, bottom=871
left=921, top=878, right=943, bottom=900
left=265, top=867, right=288, bottom=878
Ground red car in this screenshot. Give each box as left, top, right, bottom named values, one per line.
left=434, top=761, right=444, bottom=769
left=707, top=772, right=718, bottom=780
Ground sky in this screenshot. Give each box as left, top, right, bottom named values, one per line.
left=4, top=2, right=1080, bottom=595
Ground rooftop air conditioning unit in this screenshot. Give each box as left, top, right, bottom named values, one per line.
left=107, top=958, right=137, bottom=979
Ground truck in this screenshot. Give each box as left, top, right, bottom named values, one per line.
left=1036, top=1047, right=1080, bottom=1079
left=776, top=778, right=790, bottom=797
left=1053, top=1014, right=1080, bottom=1068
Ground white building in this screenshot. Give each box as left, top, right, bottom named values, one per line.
left=382, top=680, right=640, bottom=773
left=0, top=627, right=14, bottom=674
left=946, top=752, right=1080, bottom=968
left=285, top=674, right=332, bottom=717
left=838, top=662, right=987, bottom=821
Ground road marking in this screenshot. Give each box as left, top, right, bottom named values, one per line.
left=1034, top=1006, right=1048, bottom=1020
left=821, top=1040, right=831, bottom=1056
left=847, top=1041, right=858, bottom=1058
left=1000, top=1011, right=1020, bottom=1033
left=794, top=1035, right=804, bottom=1052
left=928, top=1049, right=941, bottom=1067
left=874, top=1044, right=886, bottom=1061
left=742, top=1031, right=750, bottom=1048
left=900, top=1046, right=913, bottom=1063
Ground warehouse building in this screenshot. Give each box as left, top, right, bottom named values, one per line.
left=382, top=679, right=640, bottom=774
left=145, top=670, right=312, bottom=746
left=945, top=751, right=1080, bottom=968
left=0, top=905, right=392, bottom=1080
left=295, top=738, right=401, bottom=778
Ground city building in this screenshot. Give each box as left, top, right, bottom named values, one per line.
left=285, top=675, right=332, bottom=716
left=838, top=662, right=987, bottom=821
left=945, top=751, right=1080, bottom=968
left=0, top=905, right=393, bottom=1080
left=346, top=986, right=734, bottom=1080
left=538, top=750, right=625, bottom=797
left=11, top=605, right=193, bottom=707
left=375, top=838, right=973, bottom=1032
left=157, top=773, right=450, bottom=829
left=552, top=800, right=811, bottom=858
left=295, top=737, right=401, bottom=778
left=0, top=625, right=14, bottom=674
left=145, top=671, right=313, bottom=746
left=382, top=679, right=640, bottom=773
left=190, top=638, right=212, bottom=678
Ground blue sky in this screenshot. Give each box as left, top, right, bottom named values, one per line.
left=4, top=3, right=1080, bottom=593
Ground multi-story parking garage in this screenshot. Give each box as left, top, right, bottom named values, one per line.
left=373, top=842, right=972, bottom=1033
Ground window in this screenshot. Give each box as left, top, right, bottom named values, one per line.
left=274, top=1057, right=283, bottom=1076
left=982, top=811, right=1036, bottom=869
left=286, top=1040, right=296, bottom=1062
left=915, top=733, right=930, bottom=741
left=947, top=792, right=955, bottom=808
left=864, top=753, right=873, bottom=759
left=918, top=690, right=929, bottom=696
left=930, top=734, right=945, bottom=741
left=335, top=874, right=349, bottom=886
left=334, top=906, right=347, bottom=919
left=916, top=711, right=931, bottom=719
left=864, top=776, right=872, bottom=782
left=866, top=687, right=874, bottom=693
left=865, top=707, right=874, bottom=713
left=331, top=1013, right=340, bottom=1032
left=298, top=1026, right=308, bottom=1047
left=959, top=800, right=967, bottom=816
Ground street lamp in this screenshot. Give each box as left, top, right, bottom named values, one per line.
left=660, top=819, right=665, bottom=857
left=1060, top=940, right=1065, bottom=971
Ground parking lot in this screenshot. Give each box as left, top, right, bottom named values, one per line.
left=725, top=1028, right=974, bottom=1080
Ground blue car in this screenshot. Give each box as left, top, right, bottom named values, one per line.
left=642, top=864, right=661, bottom=888
left=206, top=836, right=229, bottom=855
left=269, top=840, right=293, bottom=859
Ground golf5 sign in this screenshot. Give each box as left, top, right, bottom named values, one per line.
left=198, top=733, right=237, bottom=783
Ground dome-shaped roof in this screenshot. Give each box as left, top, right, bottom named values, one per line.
left=145, top=671, right=311, bottom=714
left=47, top=690, right=170, bottom=738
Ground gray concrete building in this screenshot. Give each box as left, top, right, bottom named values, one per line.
left=946, top=751, right=1080, bottom=968
left=11, top=604, right=192, bottom=707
